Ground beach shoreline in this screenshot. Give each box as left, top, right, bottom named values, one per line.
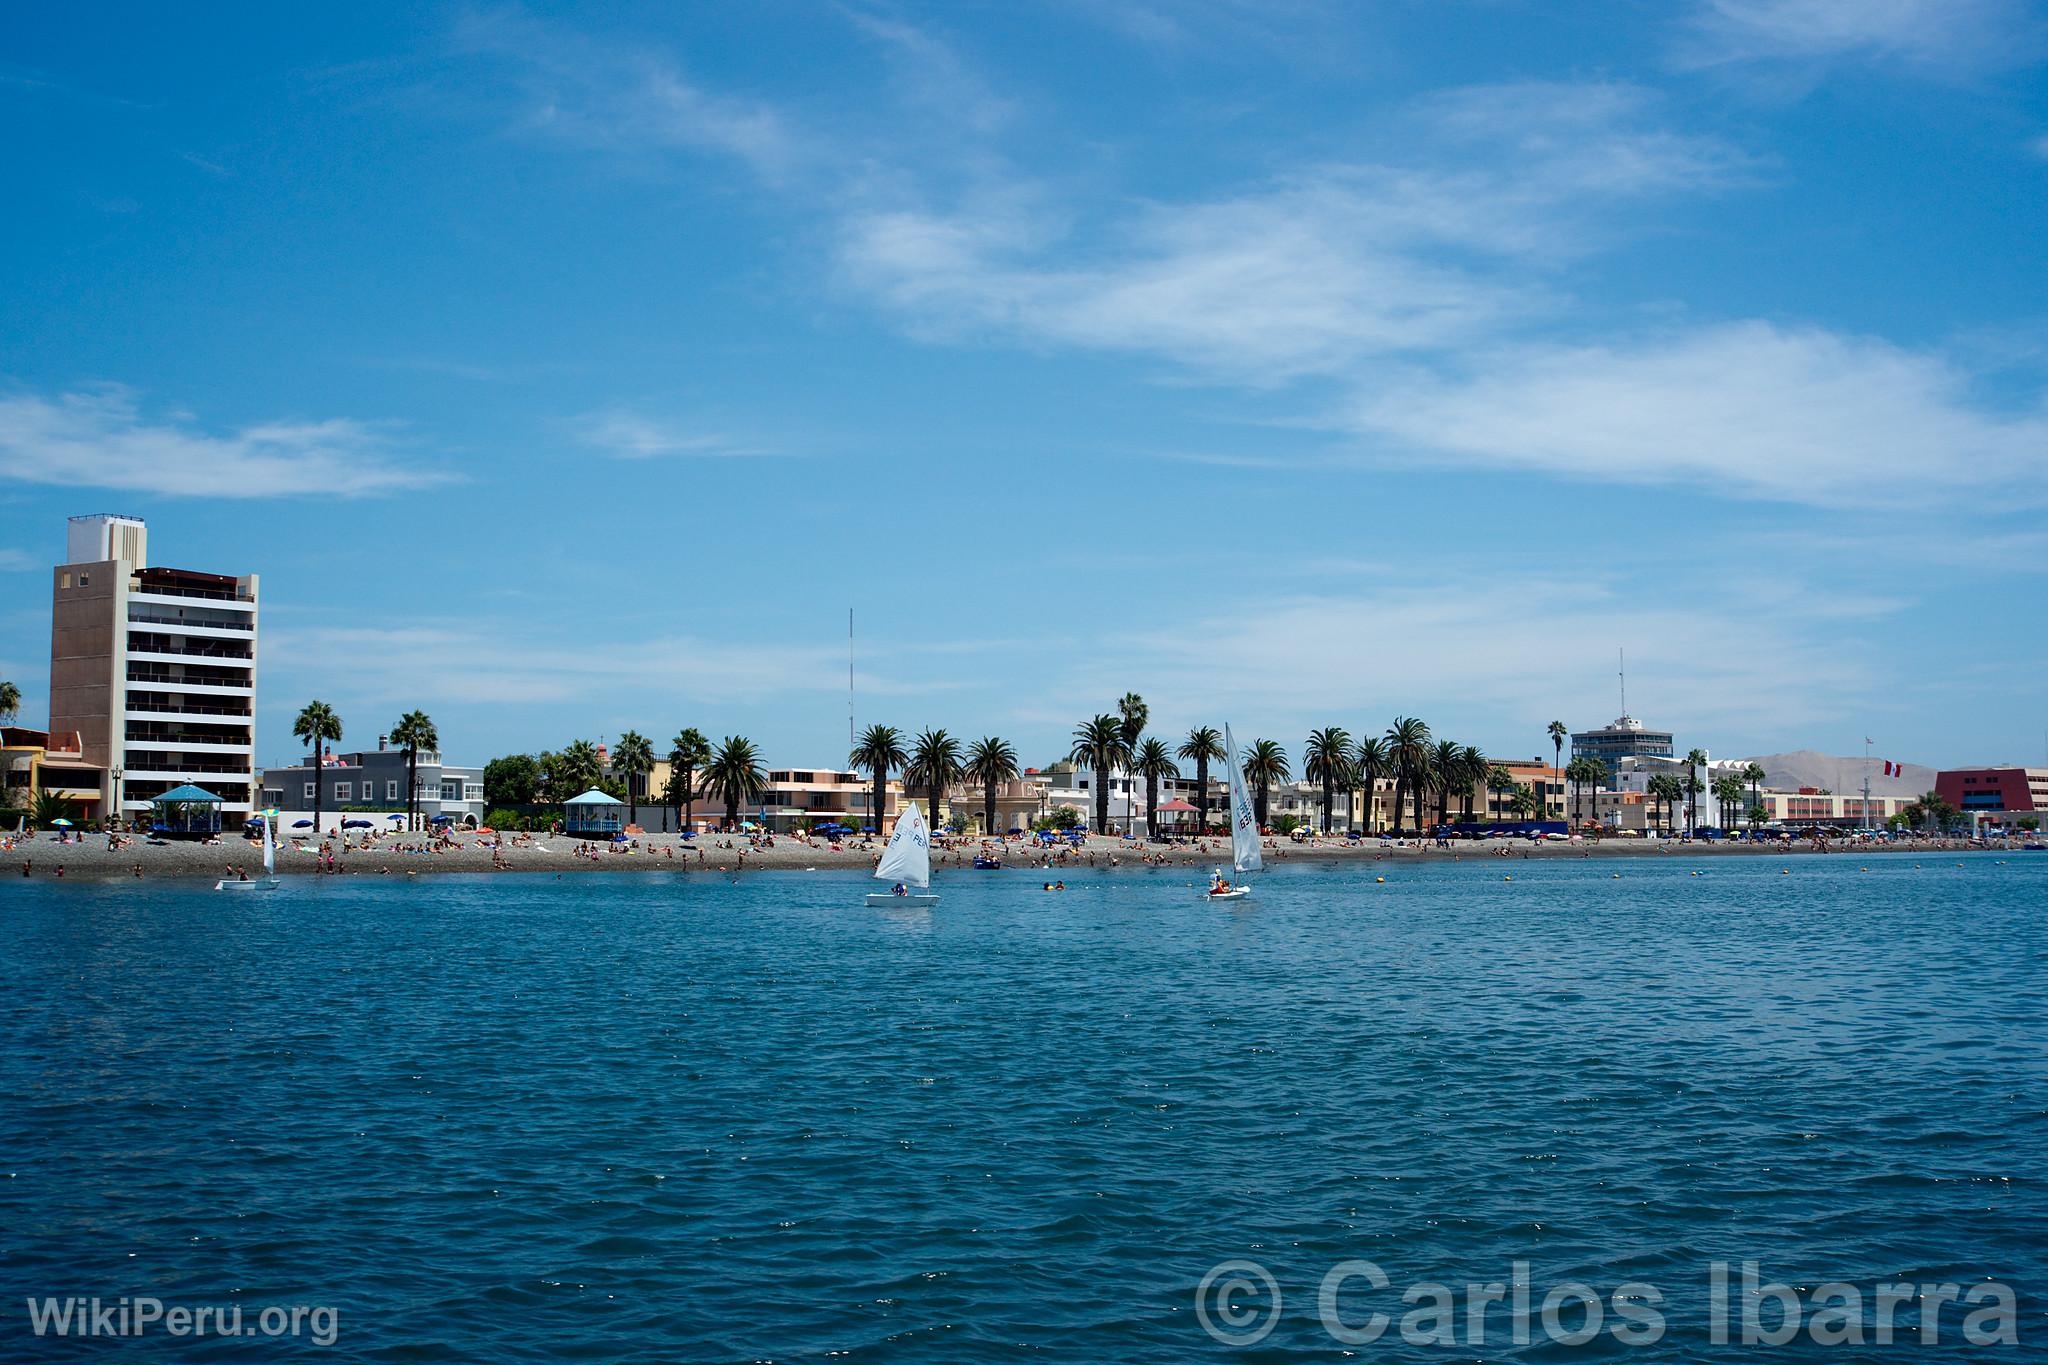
left=0, top=828, right=2025, bottom=884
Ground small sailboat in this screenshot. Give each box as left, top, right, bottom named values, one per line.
left=866, top=802, right=940, bottom=907
left=217, top=813, right=282, bottom=892
left=1204, top=724, right=1261, bottom=899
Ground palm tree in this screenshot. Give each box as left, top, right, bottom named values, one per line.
left=1303, top=726, right=1353, bottom=833
left=1509, top=784, right=1540, bottom=820
left=850, top=724, right=908, bottom=836
left=1178, top=726, right=1225, bottom=835
left=1743, top=762, right=1768, bottom=830
left=1457, top=745, right=1486, bottom=823
left=706, top=736, right=767, bottom=830
left=1430, top=738, right=1462, bottom=827
left=1684, top=748, right=1708, bottom=835
left=1241, top=739, right=1289, bottom=830
left=1486, top=764, right=1517, bottom=823
left=0, top=679, right=20, bottom=726
left=292, top=701, right=342, bottom=834
left=1565, top=756, right=1604, bottom=827
left=1116, top=693, right=1149, bottom=749
left=1385, top=717, right=1430, bottom=834
left=612, top=730, right=655, bottom=826
left=1548, top=719, right=1568, bottom=786
left=1712, top=774, right=1745, bottom=831
left=906, top=727, right=964, bottom=832
left=1353, top=735, right=1391, bottom=834
left=667, top=728, right=711, bottom=832
left=1131, top=737, right=1179, bottom=839
left=389, top=709, right=438, bottom=832
left=1648, top=773, right=1684, bottom=835
left=964, top=735, right=1019, bottom=837
left=1116, top=694, right=1148, bottom=829
left=558, top=739, right=605, bottom=797
left=1070, top=714, right=1133, bottom=834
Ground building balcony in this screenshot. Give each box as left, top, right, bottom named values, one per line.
left=130, top=585, right=255, bottom=609
left=119, top=758, right=258, bottom=779
left=124, top=734, right=253, bottom=754
left=125, top=612, right=255, bottom=635
left=127, top=643, right=255, bottom=664
left=125, top=700, right=253, bottom=720
left=126, top=671, right=253, bottom=695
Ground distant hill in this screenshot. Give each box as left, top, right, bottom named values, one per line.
left=1739, top=749, right=1935, bottom=798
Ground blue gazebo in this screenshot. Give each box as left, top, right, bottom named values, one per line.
left=152, top=783, right=224, bottom=836
left=563, top=788, right=625, bottom=836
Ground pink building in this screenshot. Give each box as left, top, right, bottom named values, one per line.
left=1936, top=767, right=2048, bottom=821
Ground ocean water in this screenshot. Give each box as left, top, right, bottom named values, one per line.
left=1, top=853, right=2042, bottom=1361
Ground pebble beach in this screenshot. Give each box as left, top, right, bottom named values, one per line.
left=0, top=827, right=2018, bottom=883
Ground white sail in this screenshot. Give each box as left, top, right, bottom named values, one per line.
left=874, top=801, right=932, bottom=888
left=261, top=815, right=276, bottom=876
left=1224, top=724, right=1263, bottom=875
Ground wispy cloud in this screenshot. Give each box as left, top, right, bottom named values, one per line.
left=0, top=386, right=445, bottom=499
left=572, top=410, right=778, bottom=459
left=450, top=7, right=801, bottom=181
left=1675, top=0, right=2047, bottom=77
left=838, top=84, right=1748, bottom=384
left=263, top=620, right=948, bottom=711
left=1343, top=321, right=2048, bottom=510
left=0, top=548, right=37, bottom=572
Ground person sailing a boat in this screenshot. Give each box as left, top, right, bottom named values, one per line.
left=891, top=882, right=908, bottom=897
left=1209, top=868, right=1232, bottom=896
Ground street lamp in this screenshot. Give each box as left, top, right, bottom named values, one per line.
left=111, top=765, right=123, bottom=830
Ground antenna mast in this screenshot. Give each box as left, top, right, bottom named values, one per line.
left=1619, top=647, right=1627, bottom=717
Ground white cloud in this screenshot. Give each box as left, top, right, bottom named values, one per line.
left=1345, top=321, right=2048, bottom=510
left=836, top=84, right=1747, bottom=383
left=572, top=410, right=777, bottom=459
left=1055, top=572, right=1898, bottom=752
left=1677, top=0, right=2046, bottom=75
left=0, top=548, right=37, bottom=572
left=0, top=386, right=444, bottom=499
left=263, top=621, right=951, bottom=710
left=451, top=8, right=800, bottom=181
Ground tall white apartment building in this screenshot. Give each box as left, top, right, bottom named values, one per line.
left=49, top=514, right=260, bottom=820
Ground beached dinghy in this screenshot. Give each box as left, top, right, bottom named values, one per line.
left=867, top=802, right=940, bottom=907
left=217, top=813, right=281, bottom=892
left=1202, top=724, right=1260, bottom=900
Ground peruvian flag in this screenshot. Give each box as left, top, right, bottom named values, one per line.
left=1882, top=760, right=1898, bottom=777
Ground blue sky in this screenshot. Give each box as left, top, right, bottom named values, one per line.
left=3, top=0, right=2045, bottom=772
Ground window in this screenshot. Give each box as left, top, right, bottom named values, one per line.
left=387, top=780, right=400, bottom=801
left=304, top=782, right=315, bottom=800
left=335, top=782, right=351, bottom=800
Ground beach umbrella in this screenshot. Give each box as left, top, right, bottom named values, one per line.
left=861, top=824, right=877, bottom=833
left=343, top=819, right=372, bottom=828
left=387, top=813, right=405, bottom=822
left=50, top=818, right=73, bottom=827
left=293, top=819, right=314, bottom=828
left=432, top=814, right=454, bottom=824
left=1007, top=827, right=1025, bottom=835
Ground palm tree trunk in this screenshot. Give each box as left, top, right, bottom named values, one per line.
left=1390, top=778, right=1405, bottom=834
left=874, top=771, right=887, bottom=836
left=1095, top=752, right=1109, bottom=835
left=1412, top=775, right=1426, bottom=832
left=927, top=784, right=941, bottom=834
left=1145, top=774, right=1157, bottom=838
left=1322, top=779, right=1332, bottom=833
left=1254, top=779, right=1268, bottom=829
left=1196, top=757, right=1209, bottom=833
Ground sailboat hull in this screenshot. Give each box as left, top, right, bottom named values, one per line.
left=1203, top=886, right=1252, bottom=900
left=216, top=878, right=281, bottom=892
left=866, top=892, right=940, bottom=907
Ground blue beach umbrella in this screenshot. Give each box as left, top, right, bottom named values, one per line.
left=387, top=813, right=405, bottom=822
left=293, top=819, right=314, bottom=828
left=344, top=819, right=372, bottom=828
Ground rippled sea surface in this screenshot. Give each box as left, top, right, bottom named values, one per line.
left=3, top=853, right=2044, bottom=1360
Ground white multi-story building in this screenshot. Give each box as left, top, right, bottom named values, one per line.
left=49, top=514, right=259, bottom=822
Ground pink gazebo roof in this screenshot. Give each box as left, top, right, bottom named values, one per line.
left=1155, top=799, right=1200, bottom=813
